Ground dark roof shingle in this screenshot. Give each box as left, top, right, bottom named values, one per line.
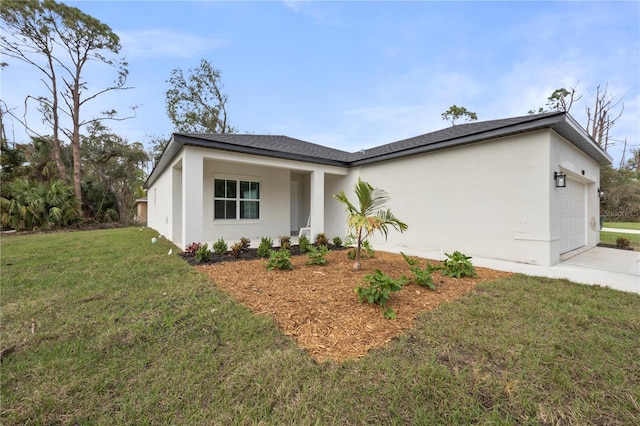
left=145, top=111, right=611, bottom=187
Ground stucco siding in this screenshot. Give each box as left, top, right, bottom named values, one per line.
left=147, top=151, right=184, bottom=243
left=145, top=121, right=604, bottom=264
left=324, top=173, right=351, bottom=240
left=200, top=158, right=291, bottom=245
left=549, top=131, right=601, bottom=253
left=359, top=132, right=554, bottom=265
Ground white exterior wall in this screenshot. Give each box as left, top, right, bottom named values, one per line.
left=549, top=132, right=601, bottom=254
left=324, top=173, right=353, bottom=240
left=202, top=158, right=291, bottom=244
left=358, top=131, right=556, bottom=265
left=147, top=145, right=348, bottom=250
left=357, top=130, right=601, bottom=266
left=147, top=129, right=601, bottom=263
left=147, top=151, right=184, bottom=243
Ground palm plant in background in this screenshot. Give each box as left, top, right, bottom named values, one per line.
left=334, top=178, right=408, bottom=270
left=1, top=179, right=79, bottom=231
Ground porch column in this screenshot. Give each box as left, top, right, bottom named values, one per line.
left=310, top=169, right=325, bottom=239
left=181, top=149, right=204, bottom=250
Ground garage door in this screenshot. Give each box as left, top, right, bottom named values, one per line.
left=559, top=178, right=586, bottom=253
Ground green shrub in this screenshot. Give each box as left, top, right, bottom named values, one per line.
left=306, top=245, right=329, bottom=265
left=298, top=235, right=311, bottom=253
left=401, top=252, right=438, bottom=290
left=280, top=235, right=291, bottom=250
left=315, top=233, right=329, bottom=247
left=257, top=237, right=273, bottom=258
left=383, top=308, right=397, bottom=320
left=441, top=251, right=476, bottom=278
left=213, top=238, right=228, bottom=255
left=332, top=236, right=343, bottom=247
left=194, top=243, right=211, bottom=263
left=265, top=249, right=294, bottom=271
left=230, top=242, right=243, bottom=259
left=356, top=269, right=407, bottom=308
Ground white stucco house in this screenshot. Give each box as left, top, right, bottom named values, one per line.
left=145, top=112, right=611, bottom=267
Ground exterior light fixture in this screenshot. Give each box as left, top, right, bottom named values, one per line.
left=598, top=188, right=606, bottom=198
left=554, top=171, right=566, bottom=188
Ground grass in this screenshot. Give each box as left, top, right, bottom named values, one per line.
left=603, top=221, right=640, bottom=230
left=2, top=228, right=639, bottom=425
left=600, top=231, right=640, bottom=251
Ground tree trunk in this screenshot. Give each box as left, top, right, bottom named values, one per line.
left=71, top=78, right=82, bottom=205
left=48, top=54, right=67, bottom=182
left=353, top=228, right=362, bottom=270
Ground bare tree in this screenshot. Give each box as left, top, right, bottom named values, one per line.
left=530, top=84, right=624, bottom=155
left=1, top=0, right=66, bottom=180
left=0, top=0, right=134, bottom=203
left=586, top=83, right=624, bottom=152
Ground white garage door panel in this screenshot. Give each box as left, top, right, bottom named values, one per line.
left=559, top=179, right=586, bottom=253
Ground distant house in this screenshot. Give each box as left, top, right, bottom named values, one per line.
left=144, top=112, right=611, bottom=266
left=134, top=198, right=147, bottom=224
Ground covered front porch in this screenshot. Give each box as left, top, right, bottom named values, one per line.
left=170, top=146, right=350, bottom=250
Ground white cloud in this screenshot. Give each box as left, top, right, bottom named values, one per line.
left=282, top=1, right=342, bottom=26
left=117, top=29, right=228, bottom=59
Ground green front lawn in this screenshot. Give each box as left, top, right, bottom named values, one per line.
left=600, top=231, right=640, bottom=251
left=603, top=221, right=640, bottom=230
left=2, top=228, right=639, bottom=424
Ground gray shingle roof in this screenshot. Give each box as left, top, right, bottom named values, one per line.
left=351, top=112, right=565, bottom=163
left=145, top=111, right=611, bottom=188
left=176, top=112, right=572, bottom=165
left=175, top=133, right=353, bottom=165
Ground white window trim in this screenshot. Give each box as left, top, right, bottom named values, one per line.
left=213, top=176, right=262, bottom=222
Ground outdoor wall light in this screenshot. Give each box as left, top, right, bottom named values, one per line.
left=598, top=188, right=606, bottom=198
left=554, top=171, right=567, bottom=188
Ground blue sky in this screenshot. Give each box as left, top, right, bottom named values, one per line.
left=2, top=1, right=639, bottom=167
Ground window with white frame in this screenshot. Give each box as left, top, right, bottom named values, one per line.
left=214, top=178, right=260, bottom=220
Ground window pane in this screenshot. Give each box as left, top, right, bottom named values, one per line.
left=215, top=200, right=236, bottom=219
left=240, top=181, right=259, bottom=199
left=226, top=180, right=236, bottom=198
left=240, top=201, right=259, bottom=219
left=240, top=181, right=249, bottom=199
left=214, top=179, right=225, bottom=198
left=214, top=200, right=225, bottom=219
left=225, top=200, right=237, bottom=219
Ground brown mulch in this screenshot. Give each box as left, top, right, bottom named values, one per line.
left=197, top=250, right=511, bottom=362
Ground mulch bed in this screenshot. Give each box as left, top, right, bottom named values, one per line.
left=597, top=243, right=635, bottom=251
left=191, top=248, right=512, bottom=362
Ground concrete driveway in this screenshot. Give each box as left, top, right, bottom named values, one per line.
left=456, top=246, right=639, bottom=294
left=558, top=247, right=639, bottom=293
left=381, top=244, right=640, bottom=295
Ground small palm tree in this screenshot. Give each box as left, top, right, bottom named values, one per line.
left=334, top=178, right=408, bottom=270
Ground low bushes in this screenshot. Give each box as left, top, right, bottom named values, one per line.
left=181, top=238, right=477, bottom=320
left=357, top=250, right=477, bottom=318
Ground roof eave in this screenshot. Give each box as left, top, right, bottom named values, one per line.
left=350, top=114, right=568, bottom=166
left=175, top=134, right=349, bottom=167
left=144, top=134, right=183, bottom=188
left=552, top=114, right=613, bottom=166
left=350, top=113, right=612, bottom=167
left=145, top=134, right=349, bottom=188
